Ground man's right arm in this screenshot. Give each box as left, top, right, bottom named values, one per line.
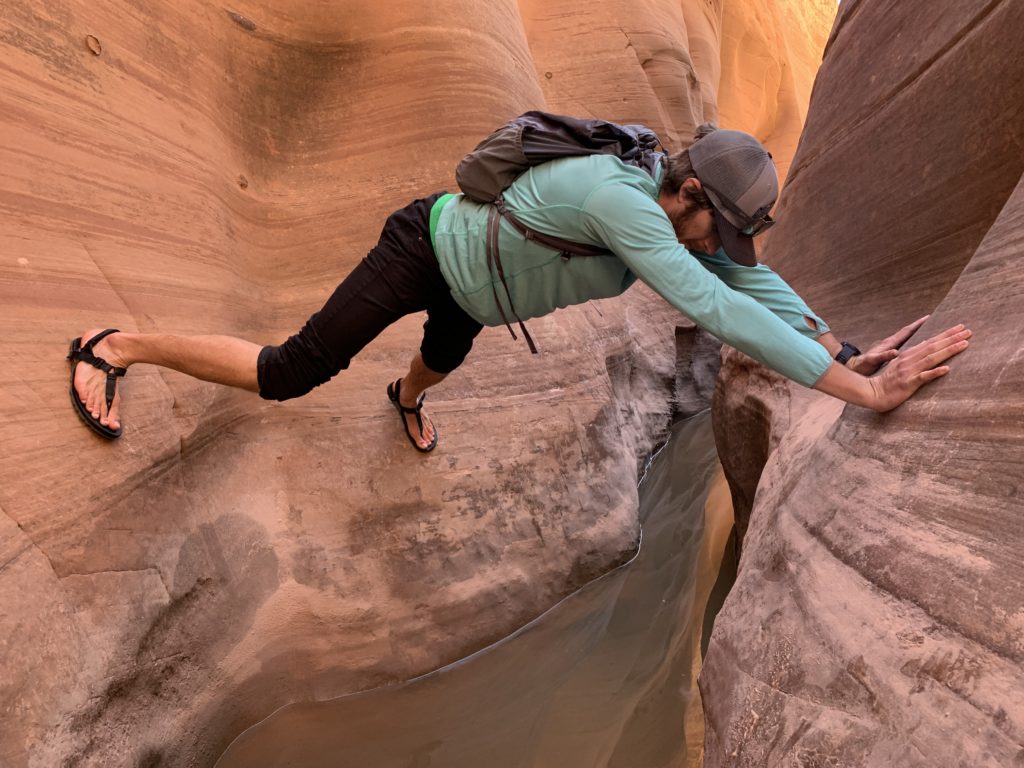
left=814, top=324, right=970, bottom=411
left=580, top=183, right=970, bottom=412
left=580, top=183, right=835, bottom=388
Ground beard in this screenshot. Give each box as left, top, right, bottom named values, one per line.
left=668, top=196, right=709, bottom=240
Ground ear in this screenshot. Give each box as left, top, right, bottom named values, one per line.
left=679, top=176, right=703, bottom=201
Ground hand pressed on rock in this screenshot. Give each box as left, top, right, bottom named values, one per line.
left=847, top=314, right=929, bottom=375
left=868, top=324, right=971, bottom=412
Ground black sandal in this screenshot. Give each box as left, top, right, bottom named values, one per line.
left=386, top=379, right=438, bottom=453
left=67, top=329, right=126, bottom=439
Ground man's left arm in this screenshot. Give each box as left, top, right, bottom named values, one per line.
left=689, top=251, right=927, bottom=375
left=688, top=249, right=830, bottom=337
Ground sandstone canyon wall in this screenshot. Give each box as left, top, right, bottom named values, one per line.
left=0, top=1, right=834, bottom=765
left=704, top=1, right=1024, bottom=765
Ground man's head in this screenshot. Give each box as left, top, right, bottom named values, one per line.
left=659, top=124, right=779, bottom=265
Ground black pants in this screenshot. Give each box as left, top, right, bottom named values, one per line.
left=257, top=193, right=483, bottom=401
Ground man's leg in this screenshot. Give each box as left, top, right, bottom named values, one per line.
left=71, top=193, right=454, bottom=440
left=75, top=235, right=419, bottom=432
left=73, top=329, right=261, bottom=431
left=392, top=292, right=483, bottom=450
left=72, top=227, right=424, bottom=432
left=394, top=353, right=448, bottom=450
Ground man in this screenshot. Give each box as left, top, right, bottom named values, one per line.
left=68, top=125, right=970, bottom=450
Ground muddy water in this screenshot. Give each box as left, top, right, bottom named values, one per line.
left=217, top=411, right=732, bottom=768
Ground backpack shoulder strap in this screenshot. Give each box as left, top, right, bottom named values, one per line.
left=494, top=197, right=612, bottom=258
left=486, top=206, right=539, bottom=354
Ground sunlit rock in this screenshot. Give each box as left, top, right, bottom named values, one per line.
left=0, top=0, right=832, bottom=763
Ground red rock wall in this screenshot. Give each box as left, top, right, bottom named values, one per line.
left=718, top=0, right=836, bottom=181
left=0, top=1, right=832, bottom=764
left=704, top=1, right=1024, bottom=764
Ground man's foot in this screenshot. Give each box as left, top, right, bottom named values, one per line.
left=386, top=378, right=438, bottom=452
left=69, top=328, right=129, bottom=436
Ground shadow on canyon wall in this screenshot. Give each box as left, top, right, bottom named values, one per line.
left=12, top=1, right=1021, bottom=767
left=705, top=1, right=1024, bottom=765
left=215, top=411, right=727, bottom=768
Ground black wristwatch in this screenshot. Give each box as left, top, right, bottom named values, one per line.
left=834, top=341, right=861, bottom=364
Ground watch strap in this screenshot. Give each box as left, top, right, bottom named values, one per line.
left=835, top=341, right=861, bottom=364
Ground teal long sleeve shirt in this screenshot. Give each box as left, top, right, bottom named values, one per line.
left=430, top=154, right=833, bottom=387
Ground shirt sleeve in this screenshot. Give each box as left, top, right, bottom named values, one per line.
left=688, top=249, right=831, bottom=339
left=580, top=182, right=833, bottom=387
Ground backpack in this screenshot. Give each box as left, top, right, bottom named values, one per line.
left=455, top=111, right=665, bottom=352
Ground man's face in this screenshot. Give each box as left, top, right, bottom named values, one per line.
left=664, top=178, right=721, bottom=254
left=672, top=204, right=718, bottom=254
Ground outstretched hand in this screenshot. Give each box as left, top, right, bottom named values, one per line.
left=867, top=324, right=971, bottom=412
left=847, top=315, right=929, bottom=375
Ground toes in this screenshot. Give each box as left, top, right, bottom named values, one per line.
left=87, top=389, right=102, bottom=419
left=405, top=412, right=434, bottom=448
left=78, top=373, right=120, bottom=429
left=101, top=392, right=121, bottom=430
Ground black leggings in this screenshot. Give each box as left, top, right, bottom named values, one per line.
left=257, top=193, right=483, bottom=401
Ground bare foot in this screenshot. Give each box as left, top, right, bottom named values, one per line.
left=399, top=387, right=437, bottom=450
left=73, top=328, right=129, bottom=431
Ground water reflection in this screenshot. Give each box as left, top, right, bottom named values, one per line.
left=217, top=411, right=726, bottom=768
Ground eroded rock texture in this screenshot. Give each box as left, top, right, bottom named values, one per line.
left=704, top=1, right=1024, bottom=765
left=0, top=0, right=832, bottom=765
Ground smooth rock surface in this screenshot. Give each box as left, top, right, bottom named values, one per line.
left=0, top=1, right=832, bottom=764
left=214, top=412, right=728, bottom=768
left=704, top=1, right=1024, bottom=764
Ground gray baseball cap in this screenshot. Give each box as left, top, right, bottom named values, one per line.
left=688, top=127, right=778, bottom=266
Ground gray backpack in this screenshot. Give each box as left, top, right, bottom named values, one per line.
left=455, top=111, right=665, bottom=352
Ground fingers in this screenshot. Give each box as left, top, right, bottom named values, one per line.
left=887, top=314, right=930, bottom=348
left=924, top=338, right=970, bottom=368
left=867, top=349, right=899, bottom=363
left=872, top=322, right=968, bottom=411
left=904, top=314, right=930, bottom=334
left=903, top=326, right=970, bottom=364
left=915, top=366, right=950, bottom=385
left=855, top=349, right=896, bottom=375
left=874, top=314, right=929, bottom=349
left=894, top=330, right=968, bottom=393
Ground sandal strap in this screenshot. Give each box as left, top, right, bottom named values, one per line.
left=105, top=371, right=118, bottom=411
left=391, top=379, right=427, bottom=434
left=69, top=330, right=127, bottom=377
left=392, top=379, right=426, bottom=413
left=82, top=328, right=120, bottom=353
left=396, top=396, right=425, bottom=415
left=401, top=399, right=425, bottom=436
left=73, top=349, right=127, bottom=377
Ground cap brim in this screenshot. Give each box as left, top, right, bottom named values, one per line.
left=712, top=207, right=757, bottom=267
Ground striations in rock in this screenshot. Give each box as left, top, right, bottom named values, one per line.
left=0, top=0, right=833, bottom=765
left=704, top=1, right=1024, bottom=765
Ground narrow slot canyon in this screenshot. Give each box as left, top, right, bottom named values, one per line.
left=2, top=1, right=1021, bottom=766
